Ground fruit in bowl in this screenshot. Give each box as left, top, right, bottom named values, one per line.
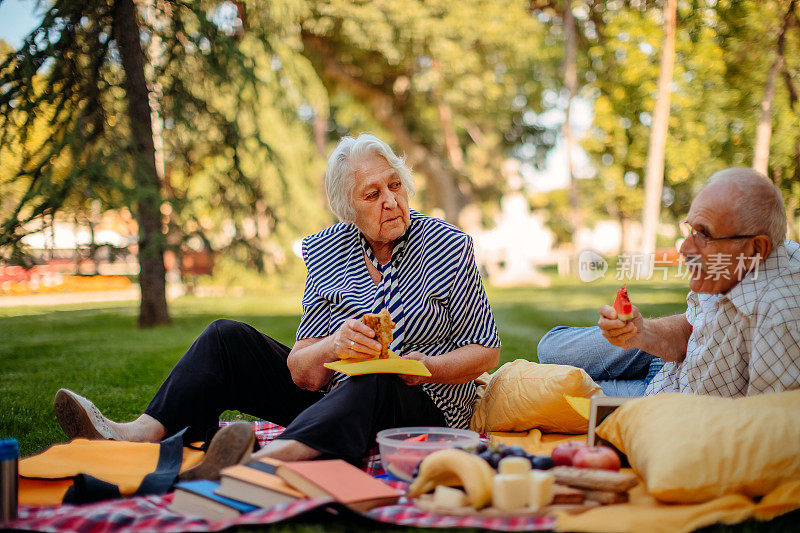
left=377, top=427, right=479, bottom=481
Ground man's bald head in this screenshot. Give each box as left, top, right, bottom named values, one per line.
left=701, top=168, right=786, bottom=247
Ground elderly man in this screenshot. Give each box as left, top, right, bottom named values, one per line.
left=538, top=168, right=800, bottom=397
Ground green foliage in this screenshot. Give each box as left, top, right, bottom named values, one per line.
left=297, top=0, right=560, bottom=218
left=543, top=0, right=800, bottom=234
left=0, top=0, right=329, bottom=277
left=2, top=0, right=799, bottom=286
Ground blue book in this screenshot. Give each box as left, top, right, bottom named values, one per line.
left=170, top=480, right=258, bottom=521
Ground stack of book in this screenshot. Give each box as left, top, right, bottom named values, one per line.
left=169, top=457, right=403, bottom=520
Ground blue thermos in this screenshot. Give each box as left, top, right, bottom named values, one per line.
left=0, top=438, right=18, bottom=523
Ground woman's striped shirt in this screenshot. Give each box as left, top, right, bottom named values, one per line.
left=296, top=210, right=501, bottom=429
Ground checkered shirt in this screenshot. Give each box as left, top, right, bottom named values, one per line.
left=646, top=239, right=800, bottom=397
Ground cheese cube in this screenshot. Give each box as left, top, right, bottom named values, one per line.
left=528, top=471, right=555, bottom=510
left=433, top=485, right=468, bottom=509
left=492, top=474, right=529, bottom=510
left=498, top=456, right=532, bottom=475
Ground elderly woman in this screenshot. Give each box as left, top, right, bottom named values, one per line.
left=55, top=134, right=501, bottom=476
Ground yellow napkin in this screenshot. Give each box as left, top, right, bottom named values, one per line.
left=324, top=349, right=432, bottom=377
left=564, top=395, right=591, bottom=419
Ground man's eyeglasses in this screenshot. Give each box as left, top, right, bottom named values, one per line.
left=679, top=221, right=759, bottom=249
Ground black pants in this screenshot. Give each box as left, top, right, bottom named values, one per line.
left=145, top=319, right=446, bottom=465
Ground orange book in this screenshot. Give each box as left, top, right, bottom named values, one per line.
left=216, top=458, right=305, bottom=508
left=276, top=459, right=402, bottom=511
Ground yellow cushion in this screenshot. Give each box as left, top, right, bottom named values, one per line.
left=596, top=390, right=800, bottom=503
left=470, top=359, right=603, bottom=434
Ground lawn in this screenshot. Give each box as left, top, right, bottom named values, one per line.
left=1, top=276, right=796, bottom=531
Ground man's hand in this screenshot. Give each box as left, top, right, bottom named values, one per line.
left=598, top=304, right=644, bottom=349
left=399, top=351, right=432, bottom=386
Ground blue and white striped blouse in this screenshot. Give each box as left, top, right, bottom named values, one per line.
left=296, top=210, right=501, bottom=429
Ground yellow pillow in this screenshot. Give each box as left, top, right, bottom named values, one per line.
left=470, top=359, right=603, bottom=434
left=597, top=390, right=800, bottom=503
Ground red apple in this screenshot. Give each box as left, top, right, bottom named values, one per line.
left=572, top=446, right=621, bottom=471
left=551, top=441, right=590, bottom=466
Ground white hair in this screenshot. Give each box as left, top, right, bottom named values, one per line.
left=325, top=134, right=415, bottom=222
left=704, top=167, right=786, bottom=246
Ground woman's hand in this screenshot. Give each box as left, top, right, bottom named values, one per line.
left=398, top=351, right=432, bottom=386
left=332, top=319, right=383, bottom=360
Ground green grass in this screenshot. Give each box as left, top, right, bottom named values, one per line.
left=1, top=276, right=797, bottom=531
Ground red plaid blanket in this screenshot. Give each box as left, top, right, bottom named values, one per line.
left=11, top=421, right=555, bottom=532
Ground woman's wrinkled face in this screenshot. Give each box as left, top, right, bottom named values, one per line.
left=351, top=155, right=410, bottom=246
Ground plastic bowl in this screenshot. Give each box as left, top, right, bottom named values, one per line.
left=376, top=426, right=480, bottom=481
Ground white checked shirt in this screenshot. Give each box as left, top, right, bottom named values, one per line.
left=646, top=239, right=800, bottom=397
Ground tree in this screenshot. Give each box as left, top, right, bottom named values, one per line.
left=0, top=1, right=329, bottom=325
left=753, top=0, right=797, bottom=175
left=562, top=0, right=582, bottom=237
left=562, top=1, right=800, bottom=248
left=296, top=0, right=560, bottom=224
left=0, top=1, right=170, bottom=325
left=641, top=0, right=677, bottom=261
left=114, top=0, right=170, bottom=326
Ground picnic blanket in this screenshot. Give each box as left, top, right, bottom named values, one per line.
left=11, top=423, right=799, bottom=533
left=12, top=421, right=555, bottom=532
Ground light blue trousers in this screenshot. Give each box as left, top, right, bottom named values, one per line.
left=536, top=326, right=665, bottom=397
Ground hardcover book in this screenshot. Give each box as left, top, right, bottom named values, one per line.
left=216, top=458, right=305, bottom=508
left=169, top=479, right=258, bottom=521
left=276, top=459, right=402, bottom=511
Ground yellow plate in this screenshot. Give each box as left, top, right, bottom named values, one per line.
left=324, top=349, right=432, bottom=377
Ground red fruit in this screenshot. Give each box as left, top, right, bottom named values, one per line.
left=613, top=286, right=634, bottom=322
left=551, top=441, right=590, bottom=466
left=404, top=433, right=429, bottom=442
left=572, top=446, right=621, bottom=471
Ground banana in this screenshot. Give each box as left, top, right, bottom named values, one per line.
left=406, top=449, right=496, bottom=509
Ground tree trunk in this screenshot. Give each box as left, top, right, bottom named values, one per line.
left=563, top=0, right=581, bottom=243
left=753, top=0, right=794, bottom=175
left=640, top=0, right=677, bottom=264
left=312, top=113, right=329, bottom=157
left=113, top=0, right=171, bottom=327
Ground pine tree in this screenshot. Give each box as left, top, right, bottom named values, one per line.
left=0, top=1, right=328, bottom=325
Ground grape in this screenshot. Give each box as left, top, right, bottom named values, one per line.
left=489, top=452, right=503, bottom=469
left=532, top=456, right=555, bottom=470
left=507, top=446, right=526, bottom=457
left=475, top=442, right=488, bottom=454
